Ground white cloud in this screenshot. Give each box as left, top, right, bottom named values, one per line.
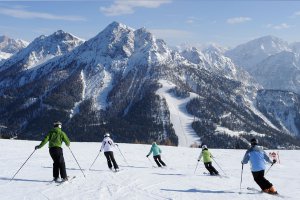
left=100, top=0, right=171, bottom=16
left=0, top=7, right=86, bottom=21
left=267, top=23, right=291, bottom=30
left=185, top=17, right=201, bottom=24
left=226, top=17, right=252, bottom=24
left=292, top=11, right=300, bottom=17
left=186, top=19, right=194, bottom=24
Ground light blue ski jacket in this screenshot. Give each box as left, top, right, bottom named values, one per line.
left=242, top=145, right=272, bottom=172
left=147, top=143, right=162, bottom=157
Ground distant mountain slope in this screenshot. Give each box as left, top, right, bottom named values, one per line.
left=256, top=90, right=300, bottom=137
left=0, top=23, right=299, bottom=148
left=225, top=35, right=290, bottom=71
left=0, top=35, right=28, bottom=65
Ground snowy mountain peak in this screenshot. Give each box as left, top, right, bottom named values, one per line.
left=203, top=43, right=228, bottom=55
left=99, top=21, right=134, bottom=37
left=225, top=35, right=291, bottom=70
left=0, top=35, right=28, bottom=54
left=0, top=30, right=84, bottom=73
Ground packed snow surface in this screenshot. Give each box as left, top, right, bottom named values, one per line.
left=0, top=139, right=299, bottom=200
left=156, top=80, right=200, bottom=147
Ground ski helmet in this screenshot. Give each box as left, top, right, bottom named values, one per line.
left=202, top=145, right=207, bottom=150
left=104, top=133, right=110, bottom=137
left=250, top=138, right=258, bottom=146
left=53, top=121, right=62, bottom=127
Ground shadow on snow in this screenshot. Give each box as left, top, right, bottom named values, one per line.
left=161, top=188, right=236, bottom=194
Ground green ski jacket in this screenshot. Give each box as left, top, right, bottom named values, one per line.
left=38, top=127, right=70, bottom=148
left=198, top=149, right=213, bottom=163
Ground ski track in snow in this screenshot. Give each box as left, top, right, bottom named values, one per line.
left=156, top=80, right=200, bottom=147
left=0, top=139, right=299, bottom=200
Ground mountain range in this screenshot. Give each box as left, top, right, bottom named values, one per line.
left=0, top=22, right=299, bottom=149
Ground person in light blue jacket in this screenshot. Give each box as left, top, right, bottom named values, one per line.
left=241, top=138, right=277, bottom=194
left=146, top=142, right=166, bottom=167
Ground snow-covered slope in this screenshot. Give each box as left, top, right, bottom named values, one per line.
left=0, top=22, right=299, bottom=148
left=226, top=35, right=290, bottom=71
left=0, top=35, right=28, bottom=65
left=251, top=51, right=300, bottom=94
left=0, top=139, right=299, bottom=200
left=256, top=90, right=300, bottom=136
left=156, top=80, right=200, bottom=146
left=0, top=35, right=28, bottom=54
left=0, top=30, right=84, bottom=74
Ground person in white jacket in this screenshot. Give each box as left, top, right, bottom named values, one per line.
left=100, top=133, right=119, bottom=171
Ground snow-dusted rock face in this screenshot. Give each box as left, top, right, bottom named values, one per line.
left=226, top=35, right=300, bottom=96
left=0, top=30, right=84, bottom=88
left=0, top=22, right=299, bottom=148
left=290, top=42, right=300, bottom=55
left=226, top=35, right=290, bottom=71
left=0, top=35, right=28, bottom=54
left=256, top=90, right=300, bottom=137
left=0, top=35, right=28, bottom=65
left=251, top=51, right=300, bottom=94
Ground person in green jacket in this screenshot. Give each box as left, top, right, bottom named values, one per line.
left=198, top=145, right=219, bottom=175
left=146, top=142, right=166, bottom=167
left=35, top=121, right=70, bottom=182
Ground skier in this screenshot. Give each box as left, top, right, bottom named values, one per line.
left=35, top=121, right=70, bottom=182
left=198, top=145, right=219, bottom=175
left=241, top=138, right=277, bottom=194
left=100, top=133, right=119, bottom=172
left=146, top=142, right=166, bottom=167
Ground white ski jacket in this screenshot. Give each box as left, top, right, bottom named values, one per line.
left=100, top=137, right=116, bottom=152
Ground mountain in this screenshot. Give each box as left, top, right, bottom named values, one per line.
left=226, top=36, right=300, bottom=94
left=0, top=35, right=28, bottom=54
left=0, top=35, right=28, bottom=64
left=225, top=35, right=290, bottom=71
left=256, top=90, right=300, bottom=137
left=250, top=51, right=300, bottom=94
left=0, top=30, right=84, bottom=88
left=0, top=22, right=299, bottom=148
left=290, top=42, right=300, bottom=56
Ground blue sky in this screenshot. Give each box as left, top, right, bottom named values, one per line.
left=0, top=0, right=300, bottom=48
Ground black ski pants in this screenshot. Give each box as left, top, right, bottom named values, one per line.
left=204, top=162, right=219, bottom=175
left=104, top=151, right=119, bottom=170
left=153, top=155, right=166, bottom=167
left=49, top=147, right=67, bottom=179
left=252, top=170, right=273, bottom=190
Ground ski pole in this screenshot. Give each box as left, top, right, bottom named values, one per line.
left=116, top=145, right=129, bottom=166
left=194, top=161, right=199, bottom=174
left=10, top=149, right=36, bottom=181
left=89, top=150, right=101, bottom=170
left=239, top=164, right=244, bottom=193
left=212, top=157, right=227, bottom=176
left=68, top=147, right=86, bottom=178
left=265, top=163, right=274, bottom=176
left=147, top=157, right=155, bottom=168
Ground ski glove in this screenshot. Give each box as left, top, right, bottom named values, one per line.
left=146, top=155, right=149, bottom=157
left=35, top=145, right=40, bottom=150
left=272, top=159, right=277, bottom=164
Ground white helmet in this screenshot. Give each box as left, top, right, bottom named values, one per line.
left=104, top=133, right=110, bottom=137
left=202, top=145, right=207, bottom=150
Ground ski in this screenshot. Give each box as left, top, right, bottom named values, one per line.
left=246, top=187, right=287, bottom=198
left=202, top=172, right=226, bottom=178
left=56, top=176, right=76, bottom=186
left=111, top=169, right=124, bottom=173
